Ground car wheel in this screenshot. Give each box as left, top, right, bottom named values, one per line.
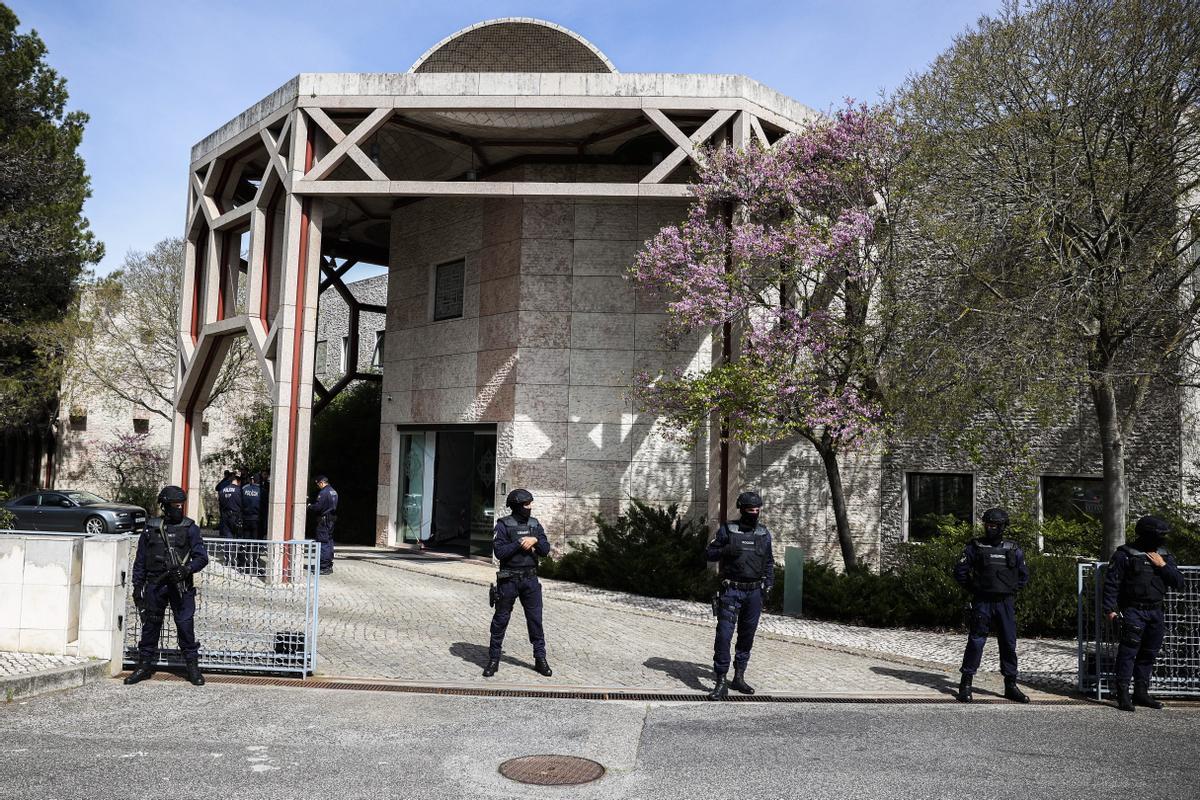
left=84, top=516, right=107, bottom=535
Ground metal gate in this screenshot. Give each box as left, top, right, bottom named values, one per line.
left=123, top=537, right=319, bottom=677
left=1077, top=562, right=1200, bottom=698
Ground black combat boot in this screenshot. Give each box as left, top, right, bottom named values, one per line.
left=1003, top=677, right=1029, bottom=704
left=708, top=674, right=729, bottom=701
left=729, top=667, right=755, bottom=695
left=1133, top=681, right=1164, bottom=710
left=956, top=673, right=973, bottom=703
left=185, top=660, right=205, bottom=686
left=533, top=657, right=553, bottom=677
left=482, top=659, right=499, bottom=677
left=123, top=663, right=154, bottom=685
left=1116, top=682, right=1136, bottom=712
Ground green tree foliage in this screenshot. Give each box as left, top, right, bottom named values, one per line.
left=206, top=399, right=273, bottom=479
left=900, top=0, right=1200, bottom=556
left=538, top=501, right=714, bottom=601
left=0, top=3, right=102, bottom=425
left=308, top=381, right=380, bottom=544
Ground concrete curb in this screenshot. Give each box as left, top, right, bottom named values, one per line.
left=1, top=659, right=110, bottom=704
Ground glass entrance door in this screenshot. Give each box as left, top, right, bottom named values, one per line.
left=393, top=427, right=496, bottom=556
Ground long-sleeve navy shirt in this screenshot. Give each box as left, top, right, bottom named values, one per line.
left=131, top=520, right=209, bottom=587
left=308, top=485, right=338, bottom=516
left=706, top=522, right=775, bottom=590
left=1102, top=546, right=1185, bottom=613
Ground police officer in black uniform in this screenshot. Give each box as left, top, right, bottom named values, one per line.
left=124, top=485, right=210, bottom=686
left=308, top=475, right=338, bottom=575
left=483, top=488, right=552, bottom=678
left=218, top=472, right=243, bottom=538
left=953, top=508, right=1030, bottom=703
left=242, top=473, right=264, bottom=540
left=1103, top=515, right=1185, bottom=711
left=706, top=490, right=774, bottom=700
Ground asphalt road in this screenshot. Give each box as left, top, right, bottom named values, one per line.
left=3, top=679, right=1197, bottom=799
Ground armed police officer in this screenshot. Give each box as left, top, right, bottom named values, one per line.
left=124, top=486, right=209, bottom=687
left=1103, top=515, right=1185, bottom=712
left=706, top=491, right=774, bottom=700
left=483, top=488, right=552, bottom=678
left=953, top=508, right=1030, bottom=703
left=308, top=474, right=338, bottom=575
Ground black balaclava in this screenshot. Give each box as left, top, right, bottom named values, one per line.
left=507, top=488, right=534, bottom=523
left=736, top=491, right=763, bottom=530
left=981, top=508, right=1009, bottom=544
left=1134, top=515, right=1170, bottom=550
left=164, top=503, right=185, bottom=525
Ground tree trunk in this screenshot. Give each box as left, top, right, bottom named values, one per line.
left=816, top=436, right=857, bottom=570
left=1090, top=374, right=1129, bottom=559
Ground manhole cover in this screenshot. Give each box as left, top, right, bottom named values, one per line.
left=499, top=754, right=605, bottom=786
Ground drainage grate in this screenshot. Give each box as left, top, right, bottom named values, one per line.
left=499, top=755, right=605, bottom=786
left=122, top=672, right=1091, bottom=705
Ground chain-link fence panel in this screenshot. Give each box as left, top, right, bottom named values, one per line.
left=123, top=537, right=319, bottom=676
left=1078, top=562, right=1200, bottom=698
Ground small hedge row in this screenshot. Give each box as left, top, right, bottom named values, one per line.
left=538, top=501, right=1198, bottom=640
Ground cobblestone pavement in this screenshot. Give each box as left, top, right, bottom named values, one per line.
left=316, top=548, right=1075, bottom=697
left=0, top=652, right=89, bottom=678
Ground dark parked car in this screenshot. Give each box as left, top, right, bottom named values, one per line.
left=3, top=490, right=147, bottom=535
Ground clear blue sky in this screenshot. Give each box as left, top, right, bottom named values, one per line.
left=13, top=0, right=1002, bottom=276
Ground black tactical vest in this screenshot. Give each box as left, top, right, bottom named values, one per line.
left=497, top=515, right=542, bottom=570
left=143, top=518, right=195, bottom=583
left=1118, top=545, right=1169, bottom=606
left=972, top=539, right=1020, bottom=595
left=720, top=522, right=770, bottom=582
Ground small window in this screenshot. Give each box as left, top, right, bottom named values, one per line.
left=14, top=494, right=38, bottom=507
left=69, top=408, right=87, bottom=432
left=133, top=418, right=150, bottom=434
left=201, top=421, right=211, bottom=437
left=341, top=335, right=350, bottom=373
left=906, top=472, right=973, bottom=541
left=433, top=259, right=465, bottom=321
left=1042, top=476, right=1104, bottom=523
left=314, top=340, right=328, bottom=375
left=371, top=331, right=384, bottom=369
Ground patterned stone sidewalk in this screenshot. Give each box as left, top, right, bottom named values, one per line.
left=318, top=548, right=1077, bottom=697
left=0, top=652, right=89, bottom=678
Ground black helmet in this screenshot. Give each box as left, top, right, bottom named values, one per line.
left=981, top=508, right=1009, bottom=526
left=736, top=491, right=763, bottom=509
left=157, top=485, right=186, bottom=506
left=506, top=488, right=534, bottom=509
left=1135, top=515, right=1170, bottom=542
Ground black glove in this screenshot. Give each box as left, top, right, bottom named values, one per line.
left=132, top=585, right=145, bottom=612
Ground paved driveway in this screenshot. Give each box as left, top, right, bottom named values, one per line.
left=314, top=549, right=1066, bottom=699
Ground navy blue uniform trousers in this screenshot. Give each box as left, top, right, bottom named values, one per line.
left=137, top=583, right=199, bottom=662
left=488, top=575, right=546, bottom=660
left=315, top=516, right=335, bottom=571
left=713, top=585, right=763, bottom=675
left=960, top=595, right=1018, bottom=678
left=1116, top=607, right=1166, bottom=683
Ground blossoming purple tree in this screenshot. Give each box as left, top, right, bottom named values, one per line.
left=629, top=102, right=906, bottom=569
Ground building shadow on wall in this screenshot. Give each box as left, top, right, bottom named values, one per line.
left=643, top=656, right=712, bottom=691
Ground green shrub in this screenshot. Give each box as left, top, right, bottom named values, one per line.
left=538, top=500, right=714, bottom=601
left=0, top=484, right=16, bottom=530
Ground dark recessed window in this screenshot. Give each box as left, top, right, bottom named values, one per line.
left=315, top=340, right=328, bottom=375
left=371, top=330, right=385, bottom=369
left=433, top=259, right=465, bottom=321
left=201, top=421, right=211, bottom=438
left=1042, top=476, right=1104, bottom=523
left=906, top=472, right=973, bottom=541
left=69, top=409, right=87, bottom=432
left=133, top=418, right=149, bottom=434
